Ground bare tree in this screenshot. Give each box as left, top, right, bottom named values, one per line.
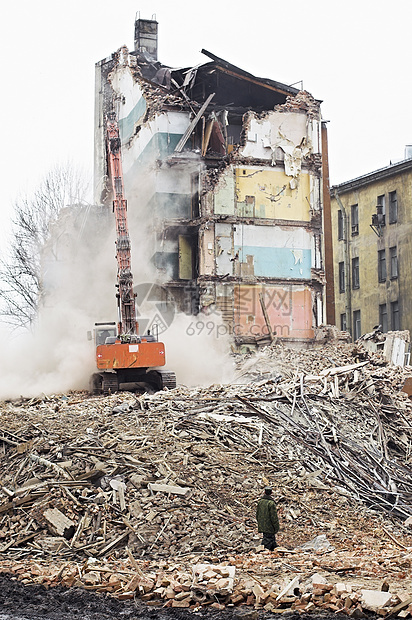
left=0, top=163, right=90, bottom=329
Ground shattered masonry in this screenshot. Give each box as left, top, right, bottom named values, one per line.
left=94, top=17, right=332, bottom=346
left=1, top=341, right=412, bottom=611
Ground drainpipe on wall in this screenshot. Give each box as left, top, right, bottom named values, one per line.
left=334, top=192, right=352, bottom=337
left=321, top=121, right=335, bottom=326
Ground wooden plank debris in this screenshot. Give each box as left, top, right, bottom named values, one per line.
left=148, top=483, right=190, bottom=496
left=0, top=340, right=411, bottom=610
left=175, top=93, right=215, bottom=152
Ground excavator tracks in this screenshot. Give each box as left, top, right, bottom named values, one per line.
left=90, top=372, right=119, bottom=395
left=102, top=373, right=119, bottom=395
left=156, top=370, right=177, bottom=390
left=90, top=370, right=176, bottom=395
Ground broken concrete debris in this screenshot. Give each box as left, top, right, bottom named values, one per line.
left=0, top=340, right=412, bottom=613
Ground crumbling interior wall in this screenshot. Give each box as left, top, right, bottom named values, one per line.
left=240, top=109, right=318, bottom=189
left=233, top=225, right=312, bottom=279
left=234, top=166, right=311, bottom=220
left=234, top=284, right=314, bottom=340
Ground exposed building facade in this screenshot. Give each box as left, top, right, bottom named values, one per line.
left=330, top=156, right=412, bottom=341
left=94, top=17, right=332, bottom=347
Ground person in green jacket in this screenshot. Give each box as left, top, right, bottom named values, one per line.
left=256, top=487, right=279, bottom=550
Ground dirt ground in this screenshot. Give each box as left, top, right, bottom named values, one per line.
left=0, top=573, right=357, bottom=620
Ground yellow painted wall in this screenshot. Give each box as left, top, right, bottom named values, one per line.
left=235, top=167, right=311, bottom=221
left=331, top=166, right=412, bottom=337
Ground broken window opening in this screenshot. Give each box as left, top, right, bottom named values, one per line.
left=378, top=249, right=386, bottom=282
left=389, top=190, right=398, bottom=224
left=352, top=257, right=360, bottom=289
left=339, top=261, right=345, bottom=293
left=377, top=194, right=386, bottom=227
left=379, top=303, right=388, bottom=333
left=338, top=210, right=344, bottom=241
left=178, top=233, right=198, bottom=280
left=226, top=122, right=242, bottom=153
left=389, top=246, right=398, bottom=279
left=353, top=309, right=361, bottom=340
left=351, top=204, right=359, bottom=236
left=340, top=313, right=347, bottom=331
left=391, top=300, right=400, bottom=330
left=313, top=233, right=322, bottom=270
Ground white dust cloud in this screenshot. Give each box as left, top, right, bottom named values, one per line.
left=0, top=157, right=235, bottom=397
left=0, top=206, right=117, bottom=399
left=161, top=312, right=235, bottom=386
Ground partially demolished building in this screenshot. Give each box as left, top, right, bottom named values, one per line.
left=94, top=17, right=332, bottom=345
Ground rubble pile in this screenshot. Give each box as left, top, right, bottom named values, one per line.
left=1, top=341, right=412, bottom=613
left=274, top=90, right=321, bottom=120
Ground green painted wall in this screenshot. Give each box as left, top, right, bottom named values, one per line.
left=119, top=97, right=147, bottom=142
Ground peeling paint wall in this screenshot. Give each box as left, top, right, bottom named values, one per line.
left=199, top=226, right=215, bottom=275
left=214, top=171, right=235, bottom=216
left=242, top=112, right=308, bottom=160
left=233, top=225, right=312, bottom=279
left=241, top=111, right=317, bottom=190
left=121, top=111, right=190, bottom=172
left=109, top=68, right=147, bottom=141
left=215, top=223, right=233, bottom=275
left=234, top=284, right=314, bottom=340
left=235, top=166, right=311, bottom=221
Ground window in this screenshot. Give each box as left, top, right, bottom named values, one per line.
left=352, top=257, right=360, bottom=289
left=389, top=190, right=398, bottom=224
left=353, top=310, right=361, bottom=340
left=338, top=210, right=344, bottom=240
left=339, top=261, right=345, bottom=293
left=340, top=313, right=347, bottom=331
left=390, top=246, right=398, bottom=279
left=378, top=249, right=386, bottom=282
left=391, top=300, right=400, bottom=330
left=351, top=204, right=359, bottom=235
left=379, top=303, right=388, bottom=333
left=377, top=194, right=386, bottom=226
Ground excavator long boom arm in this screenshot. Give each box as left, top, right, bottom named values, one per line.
left=106, top=113, right=137, bottom=336
left=89, top=112, right=176, bottom=394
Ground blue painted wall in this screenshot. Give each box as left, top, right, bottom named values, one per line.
left=234, top=245, right=312, bottom=279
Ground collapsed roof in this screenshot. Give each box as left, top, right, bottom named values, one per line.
left=131, top=44, right=313, bottom=115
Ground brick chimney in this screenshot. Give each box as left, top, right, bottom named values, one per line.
left=134, top=16, right=158, bottom=60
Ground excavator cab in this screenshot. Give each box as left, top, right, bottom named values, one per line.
left=93, top=323, right=117, bottom=346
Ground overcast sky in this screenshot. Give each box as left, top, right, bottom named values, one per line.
left=1, top=0, right=411, bottom=240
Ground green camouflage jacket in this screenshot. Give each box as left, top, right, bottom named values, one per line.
left=256, top=496, right=279, bottom=534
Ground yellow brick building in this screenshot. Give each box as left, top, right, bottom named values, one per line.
left=330, top=158, right=412, bottom=339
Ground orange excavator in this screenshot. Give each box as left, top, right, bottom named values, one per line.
left=89, top=113, right=176, bottom=394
